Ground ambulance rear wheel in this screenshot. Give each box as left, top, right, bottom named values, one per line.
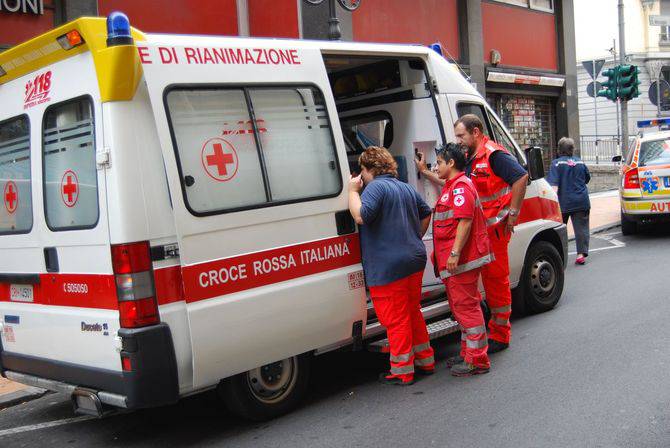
left=620, top=211, right=637, bottom=235
left=218, top=354, right=311, bottom=421
left=520, top=241, right=564, bottom=314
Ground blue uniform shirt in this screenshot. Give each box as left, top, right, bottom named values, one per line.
left=359, top=175, right=432, bottom=287
left=546, top=156, right=591, bottom=213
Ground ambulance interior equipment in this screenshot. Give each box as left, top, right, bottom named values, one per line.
left=0, top=13, right=568, bottom=421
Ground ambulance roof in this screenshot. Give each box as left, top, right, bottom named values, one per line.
left=0, top=17, right=477, bottom=97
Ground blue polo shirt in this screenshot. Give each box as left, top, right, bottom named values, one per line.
left=546, top=156, right=591, bottom=213
left=359, top=175, right=432, bottom=287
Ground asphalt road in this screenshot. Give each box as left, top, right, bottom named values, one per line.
left=1, top=226, right=670, bottom=448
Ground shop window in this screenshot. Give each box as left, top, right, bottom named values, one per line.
left=0, top=115, right=32, bottom=235
left=492, top=0, right=553, bottom=12
left=456, top=103, right=493, bottom=138
left=166, top=85, right=341, bottom=216
left=43, top=97, right=99, bottom=231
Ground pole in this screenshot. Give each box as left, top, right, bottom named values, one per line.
left=593, top=59, right=599, bottom=164
left=657, top=69, right=662, bottom=117
left=619, top=0, right=628, bottom=157
left=613, top=39, right=621, bottom=154
left=327, top=0, right=342, bottom=40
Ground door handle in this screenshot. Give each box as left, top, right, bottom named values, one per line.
left=44, top=247, right=59, bottom=273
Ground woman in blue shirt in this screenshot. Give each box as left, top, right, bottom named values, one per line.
left=546, top=137, right=591, bottom=265
left=348, top=146, right=434, bottom=386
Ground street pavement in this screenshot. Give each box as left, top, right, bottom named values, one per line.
left=1, top=225, right=669, bottom=447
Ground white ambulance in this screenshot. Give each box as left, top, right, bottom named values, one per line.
left=0, top=13, right=567, bottom=420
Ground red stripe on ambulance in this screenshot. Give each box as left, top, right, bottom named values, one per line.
left=182, top=234, right=361, bottom=303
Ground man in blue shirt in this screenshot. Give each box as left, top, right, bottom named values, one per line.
left=349, top=146, right=434, bottom=386
left=546, top=137, right=591, bottom=264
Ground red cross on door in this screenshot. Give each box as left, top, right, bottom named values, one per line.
left=60, top=170, right=79, bottom=207
left=200, top=138, right=239, bottom=182
left=3, top=181, right=18, bottom=214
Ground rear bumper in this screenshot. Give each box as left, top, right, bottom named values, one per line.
left=0, top=323, right=179, bottom=410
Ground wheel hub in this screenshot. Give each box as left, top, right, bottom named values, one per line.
left=247, top=357, right=298, bottom=404
left=530, top=258, right=555, bottom=297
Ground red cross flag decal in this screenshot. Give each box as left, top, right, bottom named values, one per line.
left=60, top=170, right=79, bottom=207
left=201, top=138, right=239, bottom=182
left=4, top=180, right=18, bottom=214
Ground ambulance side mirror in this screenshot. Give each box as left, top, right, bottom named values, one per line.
left=524, top=146, right=545, bottom=181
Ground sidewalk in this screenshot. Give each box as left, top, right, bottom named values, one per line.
left=0, top=375, right=46, bottom=409
left=567, top=189, right=620, bottom=240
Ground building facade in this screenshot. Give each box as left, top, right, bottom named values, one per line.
left=1, top=0, right=578, bottom=157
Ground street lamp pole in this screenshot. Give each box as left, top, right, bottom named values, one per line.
left=327, top=0, right=341, bottom=41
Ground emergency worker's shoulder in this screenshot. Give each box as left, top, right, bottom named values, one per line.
left=485, top=140, right=507, bottom=154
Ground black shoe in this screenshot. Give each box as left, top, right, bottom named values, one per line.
left=450, top=362, right=490, bottom=377
left=378, top=372, right=414, bottom=386
left=414, top=367, right=435, bottom=376
left=446, top=355, right=464, bottom=368
left=487, top=339, right=509, bottom=353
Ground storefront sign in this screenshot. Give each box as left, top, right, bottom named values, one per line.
left=0, top=0, right=44, bottom=15
left=487, top=71, right=565, bottom=87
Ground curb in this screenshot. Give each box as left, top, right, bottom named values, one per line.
left=0, top=386, right=49, bottom=410
left=568, top=221, right=621, bottom=242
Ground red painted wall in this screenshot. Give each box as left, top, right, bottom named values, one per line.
left=351, top=0, right=460, bottom=60
left=98, top=0, right=238, bottom=36
left=481, top=2, right=557, bottom=72
left=0, top=1, right=56, bottom=46
left=248, top=0, right=299, bottom=38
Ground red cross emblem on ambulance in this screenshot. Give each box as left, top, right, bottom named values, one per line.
left=60, top=170, right=79, bottom=207
left=4, top=180, right=18, bottom=214
left=201, top=138, right=239, bottom=182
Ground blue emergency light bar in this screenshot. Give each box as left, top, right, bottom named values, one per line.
left=637, top=118, right=670, bottom=128
left=429, top=42, right=444, bottom=56
left=106, top=12, right=133, bottom=47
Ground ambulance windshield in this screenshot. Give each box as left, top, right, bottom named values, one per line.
left=639, top=139, right=670, bottom=167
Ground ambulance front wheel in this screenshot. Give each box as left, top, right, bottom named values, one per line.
left=518, top=240, right=564, bottom=314
left=218, top=354, right=311, bottom=421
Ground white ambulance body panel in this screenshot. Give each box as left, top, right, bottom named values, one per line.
left=0, top=52, right=120, bottom=371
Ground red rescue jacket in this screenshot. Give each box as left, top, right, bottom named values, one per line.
left=470, top=136, right=513, bottom=230
left=432, top=172, right=492, bottom=280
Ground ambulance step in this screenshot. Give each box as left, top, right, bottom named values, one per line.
left=366, top=318, right=460, bottom=353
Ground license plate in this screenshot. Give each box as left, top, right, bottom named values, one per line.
left=10, top=284, right=33, bottom=302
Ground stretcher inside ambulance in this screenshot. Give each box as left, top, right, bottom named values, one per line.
left=0, top=13, right=567, bottom=421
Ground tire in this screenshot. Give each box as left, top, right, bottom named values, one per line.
left=217, top=354, right=311, bottom=421
left=621, top=211, right=637, bottom=235
left=519, top=240, right=564, bottom=314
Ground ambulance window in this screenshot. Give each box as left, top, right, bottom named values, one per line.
left=455, top=103, right=492, bottom=137
left=42, top=97, right=98, bottom=231
left=0, top=115, right=32, bottom=235
left=166, top=89, right=267, bottom=213
left=487, top=111, right=524, bottom=163
left=248, top=87, right=340, bottom=202
left=166, top=85, right=341, bottom=215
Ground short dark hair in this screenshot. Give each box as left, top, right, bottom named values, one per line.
left=557, top=137, right=575, bottom=157
left=454, top=114, right=484, bottom=134
left=436, top=143, right=467, bottom=171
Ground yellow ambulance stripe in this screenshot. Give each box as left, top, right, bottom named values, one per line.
left=0, top=17, right=146, bottom=102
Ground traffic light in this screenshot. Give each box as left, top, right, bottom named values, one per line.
left=618, top=64, right=641, bottom=101
left=597, top=67, right=619, bottom=102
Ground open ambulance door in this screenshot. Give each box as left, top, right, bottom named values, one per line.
left=139, top=38, right=366, bottom=389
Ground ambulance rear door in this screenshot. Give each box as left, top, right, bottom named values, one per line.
left=138, top=37, right=366, bottom=388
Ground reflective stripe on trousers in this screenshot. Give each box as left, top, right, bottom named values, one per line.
left=390, top=364, right=415, bottom=375
left=390, top=352, right=412, bottom=363
left=440, top=254, right=493, bottom=279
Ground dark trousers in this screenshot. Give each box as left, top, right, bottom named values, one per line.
left=563, top=210, right=590, bottom=256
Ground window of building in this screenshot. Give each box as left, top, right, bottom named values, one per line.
left=660, top=26, right=670, bottom=45
left=0, top=115, right=32, bottom=235
left=43, top=97, right=99, bottom=231
left=492, top=0, right=554, bottom=12
left=166, top=85, right=342, bottom=215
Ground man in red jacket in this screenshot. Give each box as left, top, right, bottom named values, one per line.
left=432, top=143, right=492, bottom=376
